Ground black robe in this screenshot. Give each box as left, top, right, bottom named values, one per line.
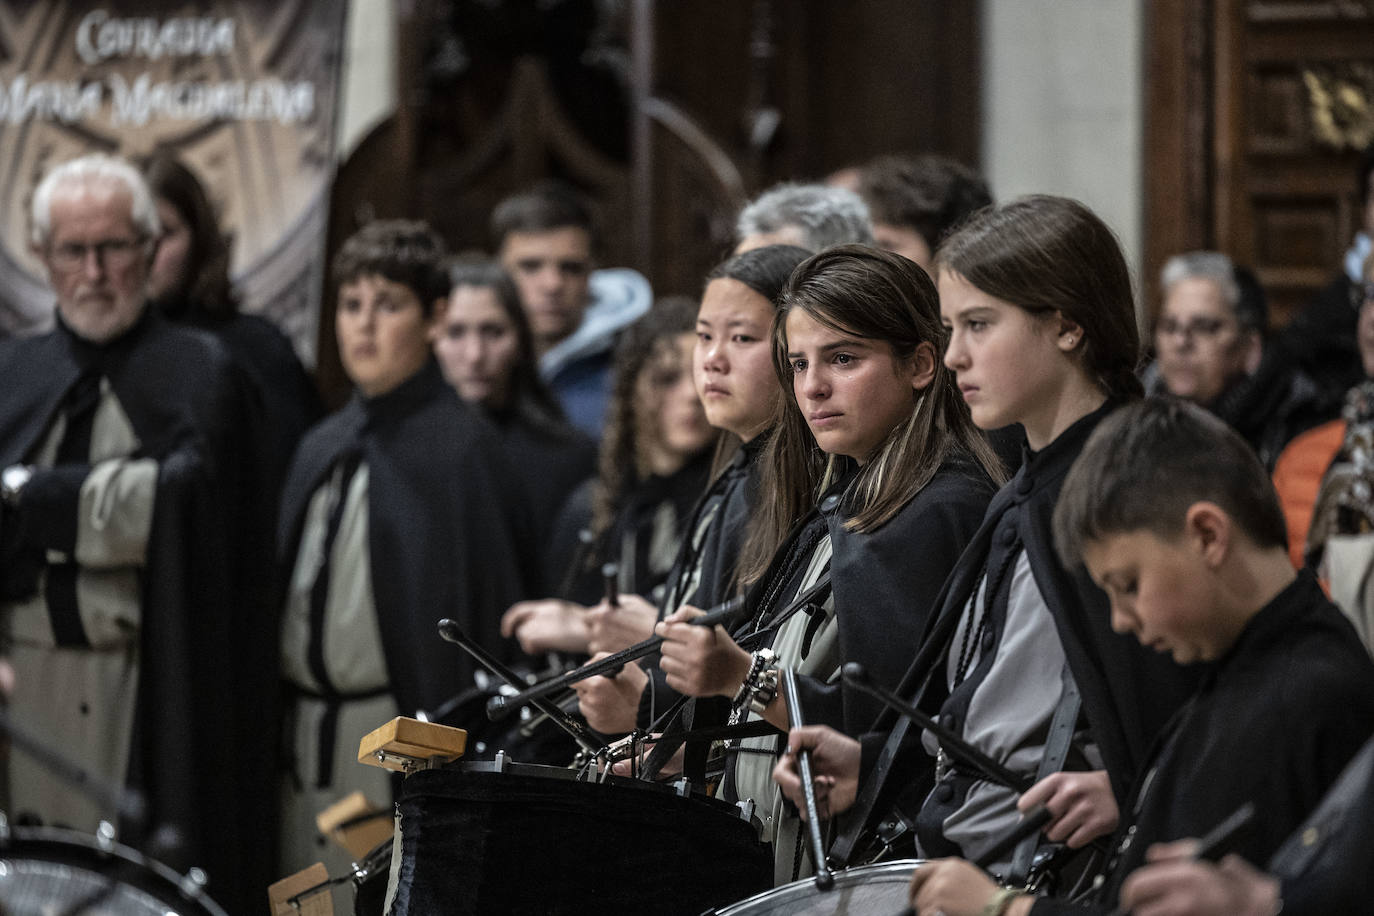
left=1269, top=732, right=1374, bottom=915
left=1031, top=570, right=1374, bottom=914
left=276, top=359, right=530, bottom=720
left=486, top=403, right=597, bottom=591
left=0, top=312, right=262, bottom=913
left=547, top=449, right=713, bottom=607
left=638, top=437, right=766, bottom=730
left=844, top=403, right=1198, bottom=853
left=790, top=453, right=997, bottom=734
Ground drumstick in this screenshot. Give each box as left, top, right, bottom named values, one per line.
left=781, top=667, right=835, bottom=891
left=438, top=619, right=607, bottom=754
left=1103, top=801, right=1255, bottom=916
left=842, top=663, right=1033, bottom=793
left=602, top=561, right=620, bottom=608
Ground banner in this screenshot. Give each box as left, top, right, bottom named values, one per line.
left=0, top=1, right=347, bottom=363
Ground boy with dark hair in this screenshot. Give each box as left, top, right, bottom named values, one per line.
left=906, top=398, right=1374, bottom=916
left=491, top=180, right=650, bottom=436
left=277, top=219, right=530, bottom=879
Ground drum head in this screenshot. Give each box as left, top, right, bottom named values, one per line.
left=0, top=826, right=228, bottom=916
left=714, top=859, right=926, bottom=915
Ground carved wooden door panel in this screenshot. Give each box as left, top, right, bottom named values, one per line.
left=1148, top=0, right=1374, bottom=327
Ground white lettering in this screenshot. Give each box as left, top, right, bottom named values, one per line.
left=75, top=11, right=236, bottom=64
left=0, top=76, right=102, bottom=124
left=107, top=74, right=316, bottom=127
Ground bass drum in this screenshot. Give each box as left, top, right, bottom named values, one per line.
left=388, top=760, right=773, bottom=915
left=0, top=824, right=229, bottom=916
left=713, top=859, right=926, bottom=915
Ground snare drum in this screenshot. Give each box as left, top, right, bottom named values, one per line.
left=0, top=824, right=229, bottom=916
left=387, top=759, right=773, bottom=915
left=712, top=859, right=926, bottom=915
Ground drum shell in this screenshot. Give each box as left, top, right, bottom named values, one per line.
left=712, top=859, right=926, bottom=915
left=0, top=825, right=229, bottom=916
left=389, top=764, right=772, bottom=915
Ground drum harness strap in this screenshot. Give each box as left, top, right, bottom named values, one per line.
left=1008, top=662, right=1081, bottom=886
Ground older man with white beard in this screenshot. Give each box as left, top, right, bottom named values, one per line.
left=0, top=153, right=262, bottom=913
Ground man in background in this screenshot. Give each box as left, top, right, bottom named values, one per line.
left=492, top=181, right=651, bottom=436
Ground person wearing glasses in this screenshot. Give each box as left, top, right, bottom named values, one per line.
left=0, top=153, right=259, bottom=912
left=1147, top=251, right=1336, bottom=471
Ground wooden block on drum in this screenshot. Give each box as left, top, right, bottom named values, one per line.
left=268, top=862, right=332, bottom=915
left=358, top=716, right=467, bottom=772
left=316, top=790, right=395, bottom=859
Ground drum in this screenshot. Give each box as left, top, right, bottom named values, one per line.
left=712, top=859, right=926, bottom=915
left=387, top=760, right=773, bottom=915
left=0, top=823, right=229, bottom=915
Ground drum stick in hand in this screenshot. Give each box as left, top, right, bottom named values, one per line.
left=602, top=562, right=619, bottom=608
left=781, top=667, right=835, bottom=892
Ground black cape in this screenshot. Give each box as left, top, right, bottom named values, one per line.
left=791, top=452, right=997, bottom=734
left=486, top=404, right=597, bottom=591
left=0, top=312, right=263, bottom=913
left=276, top=359, right=530, bottom=719
left=1032, top=569, right=1374, bottom=913
left=637, top=437, right=766, bottom=730
left=546, top=449, right=712, bottom=607
left=675, top=453, right=995, bottom=780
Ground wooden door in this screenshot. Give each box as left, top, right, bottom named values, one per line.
left=1147, top=0, right=1374, bottom=327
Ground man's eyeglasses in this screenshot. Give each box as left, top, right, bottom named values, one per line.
left=1155, top=316, right=1232, bottom=342
left=47, top=237, right=145, bottom=272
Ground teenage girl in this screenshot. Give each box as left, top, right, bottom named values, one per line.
left=574, top=245, right=814, bottom=735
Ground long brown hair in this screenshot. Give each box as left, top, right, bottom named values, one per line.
left=738, top=244, right=1004, bottom=584
left=141, top=153, right=236, bottom=320
left=934, top=194, right=1143, bottom=401
left=590, top=296, right=703, bottom=537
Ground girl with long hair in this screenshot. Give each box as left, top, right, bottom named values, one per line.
left=658, top=244, right=1002, bottom=883
left=434, top=258, right=598, bottom=575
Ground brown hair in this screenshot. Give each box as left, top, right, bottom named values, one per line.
left=738, top=244, right=1005, bottom=584
left=333, top=219, right=449, bottom=307
left=935, top=194, right=1143, bottom=401
left=489, top=180, right=597, bottom=253
left=858, top=154, right=992, bottom=250
left=1052, top=397, right=1287, bottom=569
left=141, top=153, right=236, bottom=320
left=444, top=256, right=567, bottom=428
left=590, top=296, right=704, bottom=537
